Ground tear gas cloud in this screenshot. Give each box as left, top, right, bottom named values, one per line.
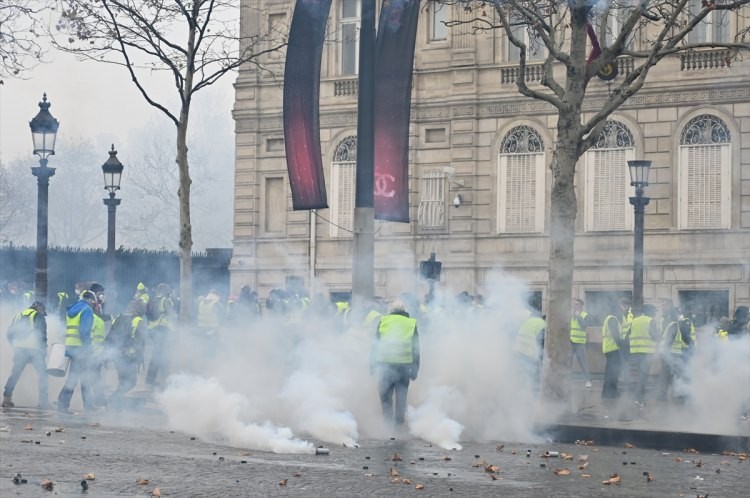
left=1, top=267, right=748, bottom=454
left=148, top=268, right=549, bottom=452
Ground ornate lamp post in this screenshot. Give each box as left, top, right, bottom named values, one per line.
left=628, top=160, right=651, bottom=315
left=102, top=145, right=124, bottom=293
left=29, top=94, right=60, bottom=306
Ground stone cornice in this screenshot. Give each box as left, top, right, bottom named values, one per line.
left=235, top=85, right=750, bottom=132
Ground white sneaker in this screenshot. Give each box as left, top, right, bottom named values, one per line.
left=585, top=381, right=592, bottom=389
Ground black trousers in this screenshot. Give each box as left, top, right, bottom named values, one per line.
left=3, top=348, right=48, bottom=405
left=602, top=350, right=622, bottom=399
left=146, top=326, right=170, bottom=386
left=110, top=356, right=138, bottom=410
left=377, top=364, right=411, bottom=426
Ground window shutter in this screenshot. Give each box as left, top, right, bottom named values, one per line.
left=418, top=169, right=446, bottom=229
left=330, top=162, right=355, bottom=237
left=585, top=148, right=634, bottom=231
left=682, top=144, right=726, bottom=229
left=499, top=153, right=543, bottom=233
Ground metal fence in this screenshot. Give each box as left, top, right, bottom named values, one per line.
left=0, top=245, right=231, bottom=312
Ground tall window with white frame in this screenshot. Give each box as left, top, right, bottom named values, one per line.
left=330, top=135, right=357, bottom=238
left=417, top=169, right=446, bottom=229
left=688, top=0, right=730, bottom=43
left=340, top=0, right=360, bottom=75
left=429, top=1, right=449, bottom=42
left=584, top=120, right=635, bottom=232
left=497, top=126, right=546, bottom=233
left=678, top=115, right=732, bottom=229
left=507, top=19, right=545, bottom=62
left=596, top=1, right=636, bottom=49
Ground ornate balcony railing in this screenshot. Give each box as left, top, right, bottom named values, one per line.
left=500, top=62, right=545, bottom=84
left=680, top=49, right=731, bottom=71
left=500, top=57, right=634, bottom=85
left=334, top=78, right=358, bottom=96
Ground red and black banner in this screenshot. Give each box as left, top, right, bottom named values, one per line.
left=373, top=0, right=420, bottom=222
left=283, top=0, right=333, bottom=210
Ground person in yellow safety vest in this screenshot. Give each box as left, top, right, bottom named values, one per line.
left=56, top=291, right=69, bottom=317
left=601, top=299, right=625, bottom=401
left=513, top=304, right=546, bottom=393
left=657, top=299, right=696, bottom=404
left=57, top=291, right=98, bottom=414
left=2, top=302, right=49, bottom=409
left=88, top=309, right=109, bottom=409
left=628, top=303, right=659, bottom=408
left=105, top=299, right=147, bottom=410
left=716, top=316, right=731, bottom=340
left=370, top=300, right=420, bottom=427
left=89, top=282, right=107, bottom=317
left=134, top=282, right=150, bottom=306
left=569, top=298, right=593, bottom=389
left=335, top=301, right=352, bottom=331
left=197, top=289, right=223, bottom=359
left=145, top=283, right=175, bottom=387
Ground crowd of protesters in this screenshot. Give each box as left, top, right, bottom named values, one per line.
left=1, top=279, right=748, bottom=421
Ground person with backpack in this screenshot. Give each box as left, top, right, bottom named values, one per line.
left=106, top=300, right=147, bottom=409
left=2, top=302, right=49, bottom=409
left=145, top=283, right=175, bottom=388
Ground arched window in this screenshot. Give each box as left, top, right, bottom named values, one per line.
left=584, top=120, right=635, bottom=231
left=497, top=125, right=545, bottom=233
left=679, top=115, right=731, bottom=229
left=330, top=135, right=357, bottom=238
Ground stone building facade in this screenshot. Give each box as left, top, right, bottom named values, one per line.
left=232, top=1, right=750, bottom=325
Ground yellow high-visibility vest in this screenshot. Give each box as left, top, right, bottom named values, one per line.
left=65, top=310, right=84, bottom=347
left=629, top=315, right=656, bottom=354
left=570, top=311, right=588, bottom=344
left=602, top=314, right=620, bottom=354
left=11, top=309, right=42, bottom=349
left=376, top=314, right=417, bottom=364
left=514, top=316, right=546, bottom=360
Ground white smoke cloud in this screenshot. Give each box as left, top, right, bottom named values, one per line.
left=156, top=374, right=314, bottom=454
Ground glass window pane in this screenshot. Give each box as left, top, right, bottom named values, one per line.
left=431, top=3, right=448, bottom=41
left=342, top=0, right=357, bottom=19
left=342, top=23, right=357, bottom=75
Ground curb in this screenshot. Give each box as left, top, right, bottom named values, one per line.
left=538, top=423, right=749, bottom=453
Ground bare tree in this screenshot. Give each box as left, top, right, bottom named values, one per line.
left=0, top=0, right=52, bottom=80
left=118, top=105, right=233, bottom=251
left=0, top=138, right=105, bottom=247
left=53, top=0, right=286, bottom=323
left=443, top=0, right=750, bottom=403
left=0, top=159, right=34, bottom=243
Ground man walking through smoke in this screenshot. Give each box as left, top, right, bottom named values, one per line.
left=370, top=299, right=420, bottom=428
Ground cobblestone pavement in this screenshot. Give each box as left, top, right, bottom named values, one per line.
left=1, top=405, right=747, bottom=497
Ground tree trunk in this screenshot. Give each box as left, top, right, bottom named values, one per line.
left=540, top=9, right=589, bottom=406
left=176, top=109, right=192, bottom=328
left=541, top=133, right=578, bottom=406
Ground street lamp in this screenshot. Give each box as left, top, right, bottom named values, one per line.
left=29, top=94, right=60, bottom=306
left=628, top=159, right=651, bottom=315
left=102, top=145, right=123, bottom=293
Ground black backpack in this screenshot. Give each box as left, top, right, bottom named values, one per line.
left=146, top=297, right=162, bottom=322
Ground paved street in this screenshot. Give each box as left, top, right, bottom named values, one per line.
left=1, top=404, right=747, bottom=497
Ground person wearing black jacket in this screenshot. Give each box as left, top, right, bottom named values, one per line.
left=2, top=302, right=48, bottom=409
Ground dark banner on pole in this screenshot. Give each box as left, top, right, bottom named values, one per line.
left=283, top=0, right=332, bottom=210
left=373, top=0, right=420, bottom=222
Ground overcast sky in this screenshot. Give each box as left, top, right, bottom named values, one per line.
left=0, top=49, right=237, bottom=251
left=0, top=50, right=235, bottom=167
